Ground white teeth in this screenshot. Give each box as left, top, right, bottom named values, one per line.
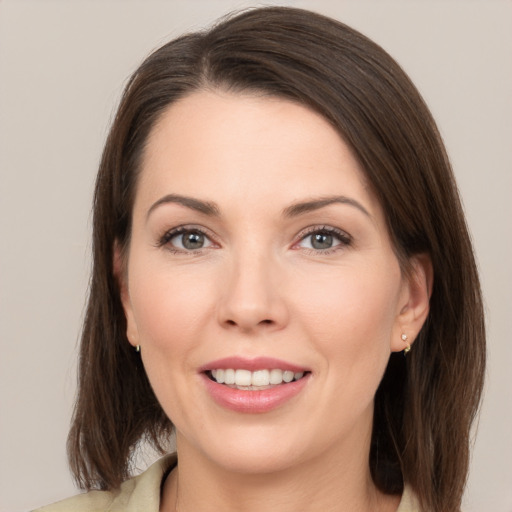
left=283, top=370, right=294, bottom=383
left=269, top=369, right=283, bottom=385
left=210, top=368, right=306, bottom=386
left=224, top=368, right=235, bottom=385
left=235, top=369, right=252, bottom=386
left=252, top=369, right=270, bottom=386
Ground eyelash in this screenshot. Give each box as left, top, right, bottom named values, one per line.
left=157, top=225, right=352, bottom=255
left=157, top=225, right=218, bottom=254
left=294, top=225, right=352, bottom=255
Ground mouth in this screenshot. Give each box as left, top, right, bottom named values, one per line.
left=200, top=357, right=311, bottom=412
left=206, top=368, right=309, bottom=390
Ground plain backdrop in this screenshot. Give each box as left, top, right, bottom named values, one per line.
left=1, top=1, right=511, bottom=511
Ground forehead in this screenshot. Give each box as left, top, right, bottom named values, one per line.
left=136, top=90, right=378, bottom=218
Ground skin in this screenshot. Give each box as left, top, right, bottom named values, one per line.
left=118, top=90, right=431, bottom=512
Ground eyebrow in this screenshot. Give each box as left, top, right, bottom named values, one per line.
left=146, top=193, right=370, bottom=221
left=146, top=194, right=220, bottom=220
left=282, top=196, right=371, bottom=218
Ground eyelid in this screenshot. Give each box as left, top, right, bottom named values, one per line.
left=156, top=223, right=351, bottom=254
left=292, top=225, right=353, bottom=251
left=157, top=224, right=219, bottom=251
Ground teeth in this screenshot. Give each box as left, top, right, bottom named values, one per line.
left=283, top=370, right=294, bottom=383
left=235, top=369, right=252, bottom=386
left=224, top=369, right=235, bottom=385
left=269, top=369, right=283, bottom=385
left=210, top=368, right=306, bottom=387
left=252, top=369, right=270, bottom=386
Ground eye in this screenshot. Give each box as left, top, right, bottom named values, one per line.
left=159, top=227, right=214, bottom=252
left=296, top=227, right=351, bottom=252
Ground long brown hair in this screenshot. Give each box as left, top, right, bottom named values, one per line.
left=68, top=7, right=485, bottom=511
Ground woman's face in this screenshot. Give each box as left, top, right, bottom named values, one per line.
left=120, top=90, right=422, bottom=474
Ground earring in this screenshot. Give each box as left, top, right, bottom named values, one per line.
left=401, top=333, right=411, bottom=355
left=135, top=345, right=141, bottom=353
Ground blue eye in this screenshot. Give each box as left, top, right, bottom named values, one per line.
left=160, top=228, right=213, bottom=251
left=297, top=227, right=351, bottom=251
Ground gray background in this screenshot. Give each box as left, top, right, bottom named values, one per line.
left=1, top=1, right=510, bottom=511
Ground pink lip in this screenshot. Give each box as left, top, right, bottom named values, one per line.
left=199, top=357, right=311, bottom=414
left=199, top=356, right=308, bottom=373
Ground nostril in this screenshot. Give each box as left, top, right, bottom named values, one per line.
left=224, top=318, right=273, bottom=328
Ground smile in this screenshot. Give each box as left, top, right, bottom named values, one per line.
left=200, top=358, right=311, bottom=413
left=208, top=368, right=306, bottom=389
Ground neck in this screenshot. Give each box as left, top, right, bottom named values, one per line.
left=160, top=426, right=400, bottom=512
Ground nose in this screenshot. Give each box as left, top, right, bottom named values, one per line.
left=217, top=249, right=289, bottom=333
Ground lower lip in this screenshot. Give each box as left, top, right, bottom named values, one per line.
left=201, top=373, right=310, bottom=413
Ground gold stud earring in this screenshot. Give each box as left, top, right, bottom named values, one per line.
left=401, top=334, right=411, bottom=355
left=135, top=345, right=141, bottom=353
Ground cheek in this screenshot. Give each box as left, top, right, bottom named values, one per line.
left=294, top=263, right=402, bottom=375
left=127, top=261, right=218, bottom=424
left=128, top=261, right=216, bottom=358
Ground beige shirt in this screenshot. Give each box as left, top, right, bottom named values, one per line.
left=35, top=454, right=421, bottom=512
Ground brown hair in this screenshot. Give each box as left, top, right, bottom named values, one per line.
left=68, top=7, right=485, bottom=511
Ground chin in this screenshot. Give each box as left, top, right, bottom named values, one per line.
left=179, top=424, right=310, bottom=475
left=211, top=444, right=305, bottom=475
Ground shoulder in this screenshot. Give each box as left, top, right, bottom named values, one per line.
left=396, top=484, right=422, bottom=512
left=33, top=488, right=115, bottom=512
left=34, top=454, right=177, bottom=512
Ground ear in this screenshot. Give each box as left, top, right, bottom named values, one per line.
left=391, top=253, right=433, bottom=352
left=113, top=242, right=140, bottom=348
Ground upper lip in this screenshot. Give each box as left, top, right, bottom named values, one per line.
left=199, top=356, right=309, bottom=373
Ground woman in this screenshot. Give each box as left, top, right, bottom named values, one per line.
left=36, top=6, right=485, bottom=512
